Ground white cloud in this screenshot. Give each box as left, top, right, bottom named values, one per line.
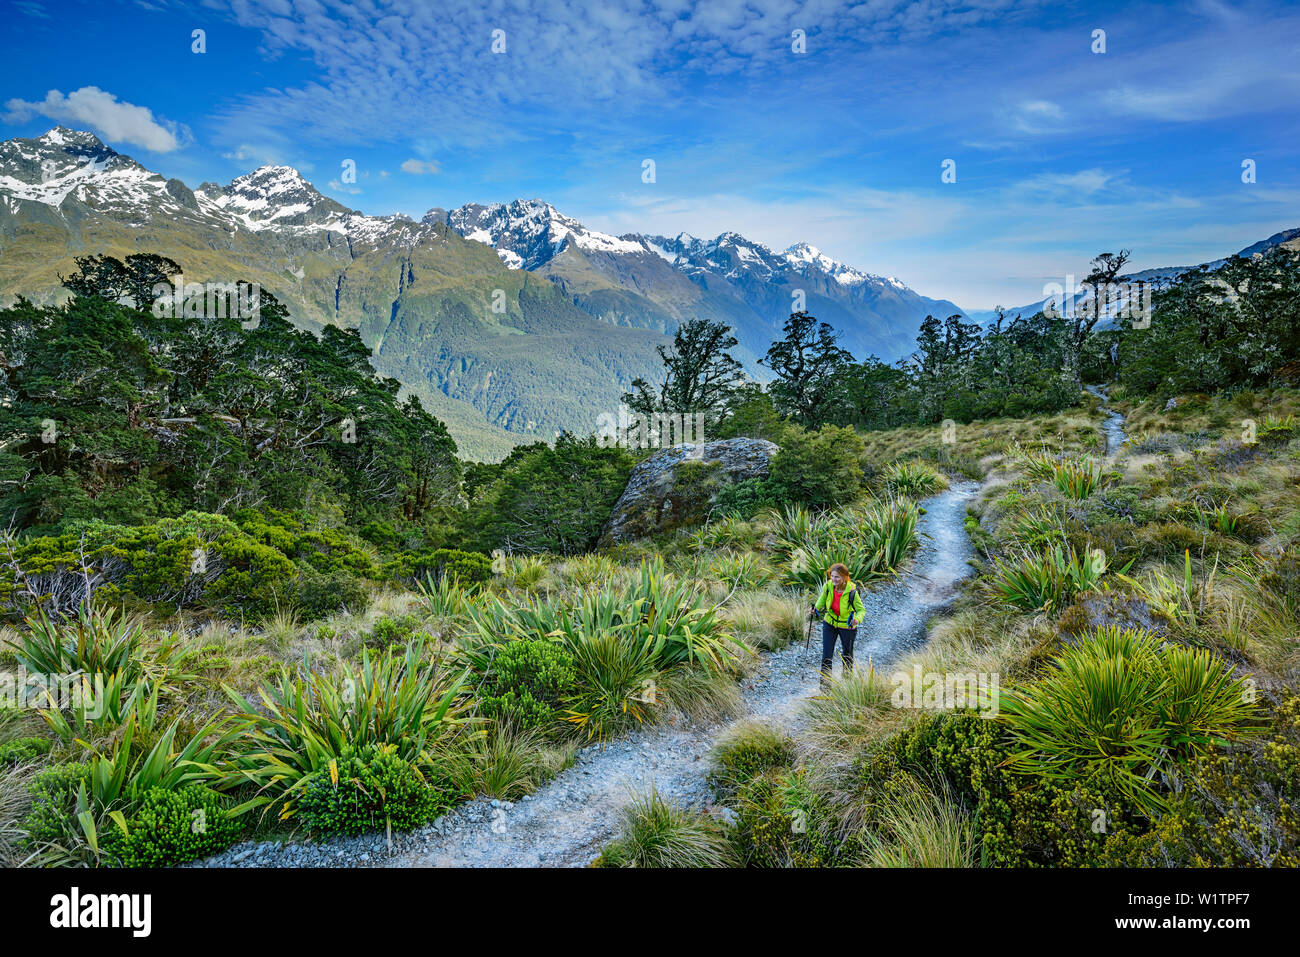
left=1020, top=168, right=1126, bottom=196
left=3, top=86, right=187, bottom=152
left=400, top=159, right=440, bottom=175
left=221, top=143, right=282, bottom=164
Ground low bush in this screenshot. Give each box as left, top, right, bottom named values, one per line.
left=477, top=638, right=580, bottom=732
left=727, top=768, right=837, bottom=867
left=106, top=785, right=241, bottom=867
left=710, top=477, right=782, bottom=520
left=384, top=548, right=491, bottom=587
left=708, top=721, right=796, bottom=795
left=0, top=737, right=52, bottom=764
left=295, top=742, right=451, bottom=837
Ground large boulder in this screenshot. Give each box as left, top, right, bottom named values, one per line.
left=599, top=437, right=778, bottom=545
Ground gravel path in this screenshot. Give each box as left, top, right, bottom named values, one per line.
left=1085, top=384, right=1127, bottom=456
left=195, top=480, right=979, bottom=869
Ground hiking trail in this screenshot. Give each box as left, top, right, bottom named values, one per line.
left=391, top=480, right=981, bottom=868
left=1085, top=384, right=1127, bottom=456
left=194, top=481, right=980, bottom=868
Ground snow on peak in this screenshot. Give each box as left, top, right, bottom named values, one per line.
left=443, top=198, right=644, bottom=269
left=783, top=241, right=869, bottom=286
left=0, top=127, right=166, bottom=211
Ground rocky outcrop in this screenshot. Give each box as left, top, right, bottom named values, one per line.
left=599, top=438, right=778, bottom=544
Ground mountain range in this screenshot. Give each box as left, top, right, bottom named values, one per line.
left=0, top=128, right=973, bottom=457
left=1, top=128, right=1293, bottom=458
left=425, top=199, right=966, bottom=365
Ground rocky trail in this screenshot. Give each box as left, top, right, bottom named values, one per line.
left=1085, top=384, right=1128, bottom=456
left=195, top=480, right=980, bottom=869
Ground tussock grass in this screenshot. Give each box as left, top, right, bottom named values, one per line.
left=802, top=664, right=908, bottom=759
left=722, top=589, right=806, bottom=652
left=596, top=788, right=734, bottom=868
left=858, top=409, right=1107, bottom=479
left=863, top=780, right=977, bottom=868
left=655, top=666, right=744, bottom=726
left=446, top=722, right=575, bottom=801
left=861, top=776, right=976, bottom=868
left=0, top=761, right=35, bottom=867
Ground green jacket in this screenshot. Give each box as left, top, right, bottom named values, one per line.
left=814, top=579, right=866, bottom=629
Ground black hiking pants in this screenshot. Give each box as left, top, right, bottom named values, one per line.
left=820, top=622, right=856, bottom=678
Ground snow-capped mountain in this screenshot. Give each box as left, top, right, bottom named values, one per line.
left=0, top=127, right=430, bottom=251
left=640, top=231, right=909, bottom=294
left=424, top=199, right=644, bottom=270
left=0, top=128, right=674, bottom=458
left=0, top=127, right=193, bottom=221
left=433, top=199, right=968, bottom=363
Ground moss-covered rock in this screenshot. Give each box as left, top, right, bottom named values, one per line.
left=599, top=438, right=778, bottom=544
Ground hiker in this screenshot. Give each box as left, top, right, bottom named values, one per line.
left=809, top=563, right=865, bottom=689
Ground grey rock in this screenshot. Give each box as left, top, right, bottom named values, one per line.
left=600, top=437, right=779, bottom=544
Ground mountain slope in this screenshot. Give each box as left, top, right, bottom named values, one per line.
left=0, top=129, right=673, bottom=458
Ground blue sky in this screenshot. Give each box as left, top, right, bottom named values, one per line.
left=3, top=0, right=1298, bottom=309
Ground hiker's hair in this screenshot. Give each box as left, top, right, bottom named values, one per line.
left=829, top=563, right=850, bottom=578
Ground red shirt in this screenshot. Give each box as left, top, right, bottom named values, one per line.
left=831, top=589, right=842, bottom=617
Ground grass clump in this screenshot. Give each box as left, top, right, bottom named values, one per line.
left=594, top=789, right=733, bottom=868
left=708, top=721, right=797, bottom=795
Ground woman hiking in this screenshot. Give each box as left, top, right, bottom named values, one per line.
left=809, top=563, right=865, bottom=690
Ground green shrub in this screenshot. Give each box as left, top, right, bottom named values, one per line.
left=727, top=768, right=837, bottom=867
left=21, top=762, right=90, bottom=850
left=710, top=478, right=781, bottom=520
left=106, top=785, right=241, bottom=867
left=709, top=721, right=796, bottom=795
left=365, top=614, right=422, bottom=650
left=385, top=548, right=492, bottom=587
left=0, top=737, right=52, bottom=764
left=860, top=711, right=1144, bottom=867
left=478, top=639, right=580, bottom=732
left=23, top=712, right=240, bottom=866
left=294, top=567, right=368, bottom=621
left=769, top=425, right=864, bottom=509
left=2, top=513, right=298, bottom=619
left=295, top=742, right=450, bottom=837
left=1102, top=694, right=1300, bottom=867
